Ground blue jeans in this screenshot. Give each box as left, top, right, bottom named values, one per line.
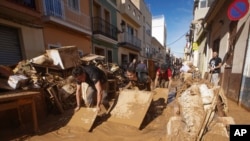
left=211, top=73, right=219, bottom=86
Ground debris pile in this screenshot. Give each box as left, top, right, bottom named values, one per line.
left=166, top=77, right=234, bottom=141
left=0, top=46, right=128, bottom=114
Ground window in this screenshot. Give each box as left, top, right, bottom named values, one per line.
left=134, top=29, right=138, bottom=37
left=127, top=25, right=134, bottom=35
left=95, top=47, right=105, bottom=57
left=107, top=50, right=113, bottom=63
left=145, top=23, right=151, bottom=36
left=44, top=0, right=63, bottom=17
left=68, top=0, right=79, bottom=11
left=199, top=0, right=207, bottom=8
left=133, top=10, right=136, bottom=16
left=93, top=1, right=101, bottom=17
left=104, top=9, right=110, bottom=23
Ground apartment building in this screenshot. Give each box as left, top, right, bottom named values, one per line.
left=152, top=15, right=167, bottom=63
left=191, top=0, right=250, bottom=109
left=189, top=0, right=214, bottom=69
left=0, top=0, right=92, bottom=66
left=0, top=0, right=45, bottom=65
left=91, top=0, right=119, bottom=63
left=41, top=0, right=92, bottom=56
left=116, top=0, right=143, bottom=67
left=152, top=15, right=166, bottom=47
left=151, top=37, right=165, bottom=65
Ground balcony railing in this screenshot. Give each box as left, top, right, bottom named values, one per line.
left=43, top=0, right=91, bottom=32
left=119, top=32, right=141, bottom=51
left=92, top=17, right=118, bottom=41
left=44, top=0, right=63, bottom=18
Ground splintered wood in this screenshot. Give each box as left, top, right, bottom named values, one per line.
left=108, top=89, right=154, bottom=128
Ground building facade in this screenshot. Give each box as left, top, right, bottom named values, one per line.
left=41, top=0, right=92, bottom=56
left=0, top=0, right=45, bottom=65
left=190, top=0, right=250, bottom=109
left=152, top=15, right=167, bottom=64
left=152, top=15, right=166, bottom=47
left=91, top=0, right=119, bottom=64
left=117, top=0, right=143, bottom=67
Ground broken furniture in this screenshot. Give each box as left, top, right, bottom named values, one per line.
left=0, top=91, right=39, bottom=133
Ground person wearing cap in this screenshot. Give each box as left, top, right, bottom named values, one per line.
left=154, top=64, right=172, bottom=88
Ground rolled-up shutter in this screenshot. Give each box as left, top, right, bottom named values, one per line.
left=0, top=25, right=22, bottom=66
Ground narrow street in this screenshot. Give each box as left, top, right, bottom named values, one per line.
left=0, top=0, right=250, bottom=141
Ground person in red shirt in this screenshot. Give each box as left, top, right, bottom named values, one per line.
left=154, top=64, right=172, bottom=88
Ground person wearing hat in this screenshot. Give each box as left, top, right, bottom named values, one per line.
left=154, top=64, right=172, bottom=88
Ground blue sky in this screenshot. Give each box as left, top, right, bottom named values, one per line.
left=144, top=0, right=194, bottom=57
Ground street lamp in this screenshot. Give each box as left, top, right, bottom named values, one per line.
left=120, top=20, right=125, bottom=32
left=185, top=32, right=190, bottom=42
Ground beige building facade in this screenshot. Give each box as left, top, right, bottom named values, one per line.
left=40, top=0, right=92, bottom=55
left=0, top=0, right=45, bottom=65
left=191, top=0, right=250, bottom=109
left=117, top=0, right=165, bottom=68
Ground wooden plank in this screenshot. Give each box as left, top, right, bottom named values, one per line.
left=0, top=91, right=39, bottom=101
left=0, top=101, right=18, bottom=111
left=46, top=85, right=64, bottom=114
left=108, top=89, right=154, bottom=128
left=66, top=107, right=98, bottom=132
left=80, top=54, right=105, bottom=62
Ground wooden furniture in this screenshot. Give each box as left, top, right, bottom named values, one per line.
left=0, top=91, right=39, bottom=132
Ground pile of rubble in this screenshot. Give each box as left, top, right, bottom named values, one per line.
left=166, top=74, right=234, bottom=141
left=0, top=46, right=127, bottom=114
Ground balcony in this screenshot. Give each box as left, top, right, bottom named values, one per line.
left=0, top=0, right=41, bottom=25
left=157, top=54, right=163, bottom=60
left=42, top=0, right=91, bottom=35
left=119, top=32, right=141, bottom=51
left=146, top=53, right=153, bottom=59
left=92, top=17, right=118, bottom=41
left=119, top=0, right=142, bottom=26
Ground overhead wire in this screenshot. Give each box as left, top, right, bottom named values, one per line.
left=167, top=31, right=188, bottom=46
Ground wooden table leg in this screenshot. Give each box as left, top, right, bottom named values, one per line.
left=31, top=98, right=38, bottom=133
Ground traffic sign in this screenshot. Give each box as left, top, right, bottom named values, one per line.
left=227, top=0, right=249, bottom=21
